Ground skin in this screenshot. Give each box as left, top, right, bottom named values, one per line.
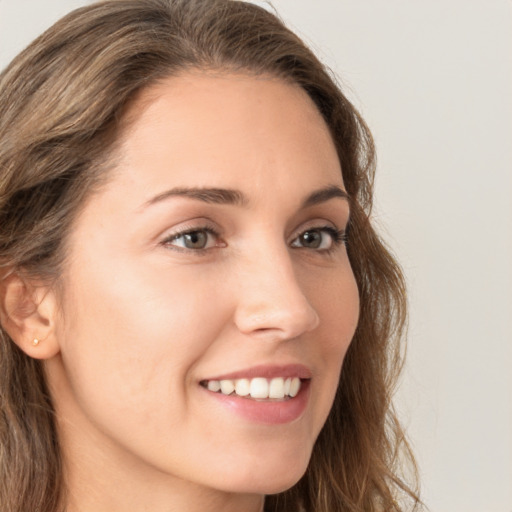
left=38, top=72, right=360, bottom=512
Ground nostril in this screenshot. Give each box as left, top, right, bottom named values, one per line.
left=233, top=256, right=319, bottom=338
left=234, top=297, right=319, bottom=340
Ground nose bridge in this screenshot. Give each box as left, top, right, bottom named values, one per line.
left=234, top=240, right=320, bottom=339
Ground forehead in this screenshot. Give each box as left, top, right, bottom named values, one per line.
left=113, top=71, right=343, bottom=187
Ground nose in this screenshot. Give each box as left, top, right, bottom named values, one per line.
left=233, top=249, right=320, bottom=341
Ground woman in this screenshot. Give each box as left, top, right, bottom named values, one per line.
left=0, top=1, right=420, bottom=511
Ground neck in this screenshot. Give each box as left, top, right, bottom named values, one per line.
left=61, top=439, right=264, bottom=512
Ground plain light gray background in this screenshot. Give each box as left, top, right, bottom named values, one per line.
left=1, top=1, right=511, bottom=511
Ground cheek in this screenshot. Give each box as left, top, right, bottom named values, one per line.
left=56, top=257, right=228, bottom=429
left=310, top=263, right=360, bottom=355
left=330, top=274, right=359, bottom=377
left=304, top=265, right=359, bottom=427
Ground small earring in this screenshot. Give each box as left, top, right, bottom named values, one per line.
left=32, top=338, right=40, bottom=346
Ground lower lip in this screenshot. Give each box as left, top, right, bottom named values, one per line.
left=201, top=380, right=310, bottom=425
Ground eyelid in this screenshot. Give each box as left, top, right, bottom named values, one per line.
left=159, top=220, right=225, bottom=252
left=289, top=218, right=345, bottom=239
left=292, top=226, right=346, bottom=244
left=289, top=219, right=349, bottom=253
left=158, top=217, right=348, bottom=254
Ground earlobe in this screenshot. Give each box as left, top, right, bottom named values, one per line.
left=0, top=272, right=60, bottom=359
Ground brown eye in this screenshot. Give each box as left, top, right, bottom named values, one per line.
left=164, top=228, right=219, bottom=251
left=299, top=230, right=323, bottom=249
left=291, top=227, right=346, bottom=251
left=182, top=231, right=208, bottom=249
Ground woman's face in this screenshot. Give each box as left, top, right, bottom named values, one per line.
left=47, top=72, right=359, bottom=498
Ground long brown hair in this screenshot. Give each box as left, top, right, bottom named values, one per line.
left=0, top=1, right=420, bottom=510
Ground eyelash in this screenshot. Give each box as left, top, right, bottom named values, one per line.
left=292, top=226, right=348, bottom=253
left=161, top=226, right=220, bottom=252
left=161, top=225, right=348, bottom=254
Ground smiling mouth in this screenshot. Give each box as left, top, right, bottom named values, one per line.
left=200, top=377, right=303, bottom=401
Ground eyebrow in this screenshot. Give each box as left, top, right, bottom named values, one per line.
left=301, top=185, right=350, bottom=208
left=142, top=184, right=349, bottom=210
left=143, top=187, right=247, bottom=208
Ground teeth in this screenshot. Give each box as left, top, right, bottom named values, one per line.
left=205, top=376, right=302, bottom=400
left=284, top=378, right=291, bottom=396
left=220, top=380, right=235, bottom=395
left=207, top=380, right=221, bottom=392
left=250, top=378, right=269, bottom=399
left=289, top=377, right=301, bottom=397
left=235, top=378, right=250, bottom=396
left=269, top=377, right=285, bottom=399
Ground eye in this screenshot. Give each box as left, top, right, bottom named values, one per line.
left=290, top=226, right=347, bottom=251
left=162, top=228, right=221, bottom=251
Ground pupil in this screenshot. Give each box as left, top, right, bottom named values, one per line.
left=302, top=231, right=321, bottom=248
left=185, top=231, right=207, bottom=249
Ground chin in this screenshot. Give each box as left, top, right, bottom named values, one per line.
left=228, top=474, right=306, bottom=496
left=215, top=453, right=310, bottom=496
left=257, top=471, right=307, bottom=496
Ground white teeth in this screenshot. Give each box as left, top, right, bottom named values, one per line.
left=250, top=377, right=269, bottom=399
left=220, top=380, right=235, bottom=395
left=289, top=377, right=301, bottom=398
left=205, top=376, right=303, bottom=399
left=284, top=378, right=291, bottom=396
left=269, top=377, right=285, bottom=399
left=207, top=380, right=220, bottom=392
left=235, top=378, right=250, bottom=396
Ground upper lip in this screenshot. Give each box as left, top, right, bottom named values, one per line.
left=201, top=364, right=312, bottom=382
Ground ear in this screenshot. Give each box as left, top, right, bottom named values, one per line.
left=0, top=272, right=60, bottom=359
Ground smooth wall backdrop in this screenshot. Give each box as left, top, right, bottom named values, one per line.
left=1, top=1, right=511, bottom=511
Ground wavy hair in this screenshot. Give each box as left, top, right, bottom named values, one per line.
left=0, top=1, right=420, bottom=510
